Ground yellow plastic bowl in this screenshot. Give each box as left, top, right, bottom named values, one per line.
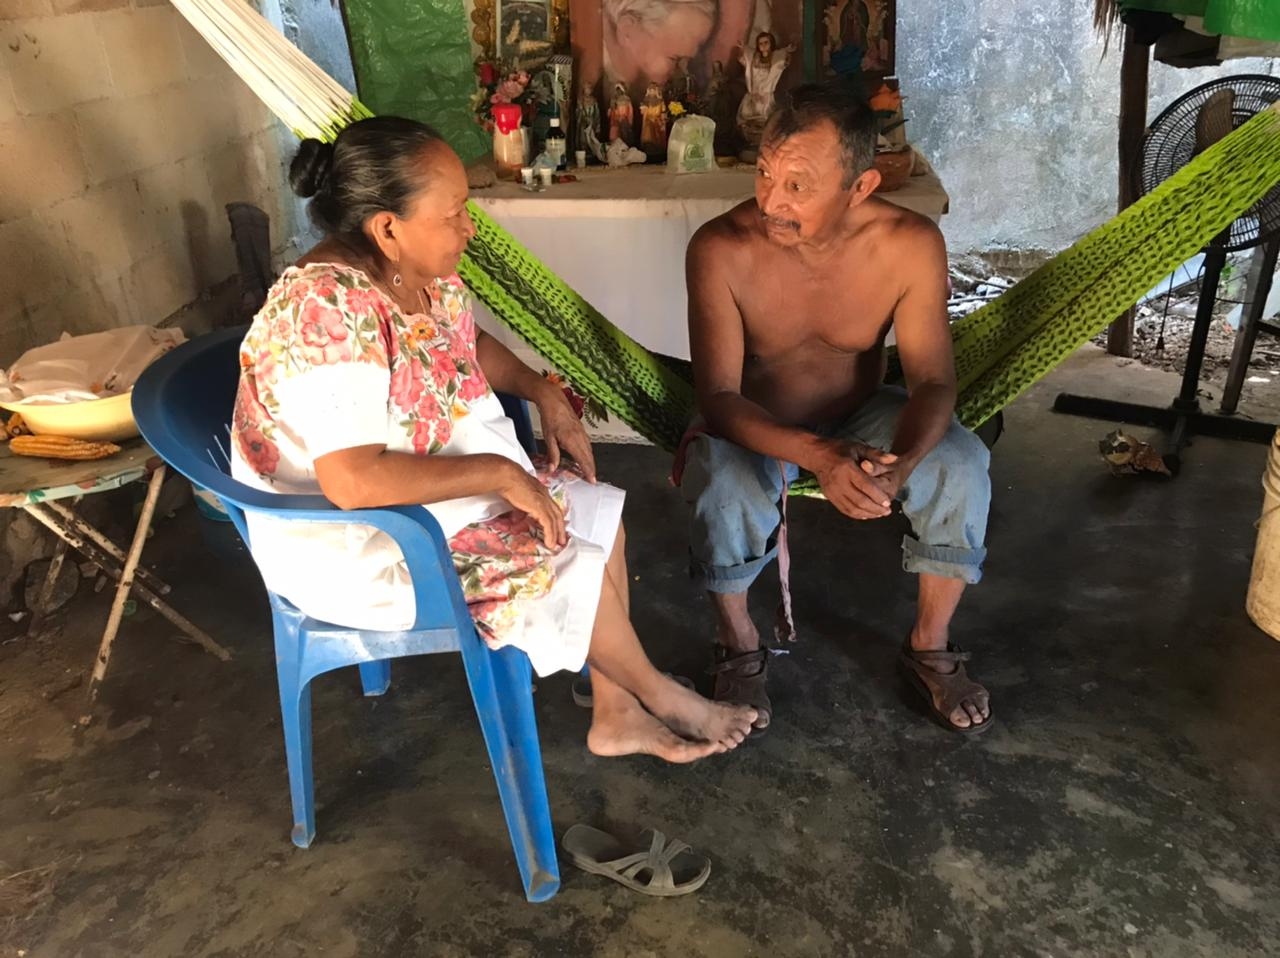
left=0, top=391, right=139, bottom=442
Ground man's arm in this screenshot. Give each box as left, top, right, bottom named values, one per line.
left=475, top=330, right=596, bottom=480
left=881, top=221, right=957, bottom=478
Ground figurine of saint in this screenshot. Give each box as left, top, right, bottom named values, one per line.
left=665, top=57, right=694, bottom=110
left=737, top=31, right=794, bottom=147
left=706, top=59, right=736, bottom=156
left=608, top=81, right=634, bottom=145
left=639, top=81, right=668, bottom=159
left=575, top=83, right=605, bottom=161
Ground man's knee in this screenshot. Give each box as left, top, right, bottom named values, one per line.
left=929, top=422, right=991, bottom=490
left=681, top=435, right=776, bottom=510
left=680, top=435, right=782, bottom=568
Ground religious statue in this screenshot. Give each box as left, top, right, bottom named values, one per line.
left=664, top=57, right=695, bottom=111
left=706, top=59, right=736, bottom=157
left=575, top=83, right=605, bottom=162
left=608, top=81, right=635, bottom=146
left=737, top=32, right=794, bottom=151
left=639, top=81, right=668, bottom=160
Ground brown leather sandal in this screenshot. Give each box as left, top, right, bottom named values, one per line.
left=709, top=647, right=772, bottom=733
left=899, top=643, right=993, bottom=735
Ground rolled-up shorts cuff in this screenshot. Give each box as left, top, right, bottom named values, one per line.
left=901, top=538, right=986, bottom=585
left=690, top=547, right=779, bottom=594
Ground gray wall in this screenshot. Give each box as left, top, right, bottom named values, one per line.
left=899, top=0, right=1280, bottom=255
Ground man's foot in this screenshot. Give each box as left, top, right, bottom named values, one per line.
left=899, top=642, right=992, bottom=733
left=709, top=647, right=772, bottom=731
left=587, top=691, right=727, bottom=763
left=637, top=672, right=758, bottom=748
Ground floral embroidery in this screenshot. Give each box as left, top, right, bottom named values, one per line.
left=231, top=262, right=579, bottom=646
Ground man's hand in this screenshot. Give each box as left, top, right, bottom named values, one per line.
left=813, top=440, right=898, bottom=520
left=535, top=385, right=597, bottom=482
left=499, top=462, right=567, bottom=548
left=861, top=457, right=909, bottom=503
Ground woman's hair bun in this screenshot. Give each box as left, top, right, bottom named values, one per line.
left=289, top=138, right=336, bottom=199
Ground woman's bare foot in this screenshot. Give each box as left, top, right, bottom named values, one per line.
left=588, top=691, right=725, bottom=764
left=640, top=675, right=758, bottom=748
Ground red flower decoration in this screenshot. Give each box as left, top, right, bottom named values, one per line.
left=562, top=386, right=585, bottom=419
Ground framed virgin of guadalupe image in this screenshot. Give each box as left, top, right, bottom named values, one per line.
left=820, top=0, right=896, bottom=83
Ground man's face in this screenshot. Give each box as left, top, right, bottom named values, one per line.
left=755, top=120, right=865, bottom=247
left=756, top=34, right=773, bottom=56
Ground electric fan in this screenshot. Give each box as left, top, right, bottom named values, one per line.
left=1054, top=74, right=1280, bottom=470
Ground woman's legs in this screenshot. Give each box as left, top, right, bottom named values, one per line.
left=605, top=523, right=630, bottom=617
left=585, top=532, right=756, bottom=759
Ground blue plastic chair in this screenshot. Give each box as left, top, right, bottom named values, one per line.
left=132, top=327, right=560, bottom=902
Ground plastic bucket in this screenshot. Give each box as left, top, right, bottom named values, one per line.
left=1246, top=429, right=1280, bottom=639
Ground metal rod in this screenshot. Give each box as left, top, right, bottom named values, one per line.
left=28, top=539, right=70, bottom=635
left=1175, top=246, right=1228, bottom=411
left=91, top=467, right=165, bottom=699
left=43, top=498, right=172, bottom=596
left=21, top=484, right=232, bottom=692
left=1220, top=237, right=1280, bottom=414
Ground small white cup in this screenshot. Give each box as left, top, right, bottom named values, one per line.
left=574, top=149, right=587, bottom=169
left=538, top=167, right=553, bottom=187
left=520, top=167, right=534, bottom=186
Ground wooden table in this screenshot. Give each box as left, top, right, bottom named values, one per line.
left=0, top=438, right=230, bottom=707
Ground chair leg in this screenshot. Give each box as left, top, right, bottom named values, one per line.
left=358, top=659, right=391, bottom=696
left=460, top=638, right=560, bottom=903
left=274, top=614, right=316, bottom=849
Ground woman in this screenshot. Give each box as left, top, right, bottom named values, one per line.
left=231, top=117, right=756, bottom=762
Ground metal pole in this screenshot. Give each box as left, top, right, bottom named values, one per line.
left=1221, top=237, right=1280, bottom=414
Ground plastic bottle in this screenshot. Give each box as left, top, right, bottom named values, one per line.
left=545, top=117, right=567, bottom=171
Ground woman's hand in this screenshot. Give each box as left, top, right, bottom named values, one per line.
left=536, top=383, right=597, bottom=482
left=499, top=461, right=567, bottom=548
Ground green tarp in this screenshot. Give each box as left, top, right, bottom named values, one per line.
left=342, top=0, right=488, bottom=162
left=1122, top=0, right=1280, bottom=41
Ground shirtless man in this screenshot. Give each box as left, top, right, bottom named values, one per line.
left=680, top=84, right=993, bottom=734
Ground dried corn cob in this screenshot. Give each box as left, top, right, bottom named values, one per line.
left=5, top=413, right=29, bottom=439
left=10, top=435, right=120, bottom=460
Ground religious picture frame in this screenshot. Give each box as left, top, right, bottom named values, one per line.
left=497, top=0, right=554, bottom=63
left=820, top=0, right=896, bottom=84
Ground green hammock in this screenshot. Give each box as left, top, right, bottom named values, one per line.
left=173, top=0, right=1280, bottom=491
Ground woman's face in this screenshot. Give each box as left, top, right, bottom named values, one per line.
left=391, top=145, right=476, bottom=284
left=613, top=8, right=713, bottom=86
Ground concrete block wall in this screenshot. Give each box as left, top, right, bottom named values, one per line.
left=0, top=0, right=350, bottom=607
left=0, top=0, right=310, bottom=368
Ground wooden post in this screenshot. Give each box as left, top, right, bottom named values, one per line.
left=1107, top=25, right=1150, bottom=357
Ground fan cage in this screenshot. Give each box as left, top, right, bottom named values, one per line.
left=1137, top=74, right=1280, bottom=253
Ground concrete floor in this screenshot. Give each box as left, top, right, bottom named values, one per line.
left=2, top=348, right=1279, bottom=958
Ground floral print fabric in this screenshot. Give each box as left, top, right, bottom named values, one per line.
left=229, top=262, right=611, bottom=654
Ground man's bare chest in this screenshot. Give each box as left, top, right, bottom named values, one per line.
left=734, top=259, right=897, bottom=357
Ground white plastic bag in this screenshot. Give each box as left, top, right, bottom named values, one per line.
left=0, top=325, right=186, bottom=405
left=667, top=115, right=716, bottom=174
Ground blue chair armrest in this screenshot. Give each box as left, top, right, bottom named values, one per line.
left=225, top=489, right=472, bottom=633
